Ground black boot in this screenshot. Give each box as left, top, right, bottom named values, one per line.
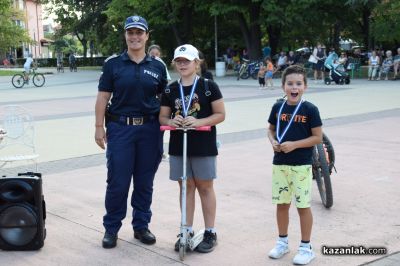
left=134, top=228, right=156, bottom=245
left=102, top=232, right=117, bottom=249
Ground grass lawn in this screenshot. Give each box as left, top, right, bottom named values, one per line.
left=78, top=66, right=102, bottom=71
left=0, top=69, right=21, bottom=76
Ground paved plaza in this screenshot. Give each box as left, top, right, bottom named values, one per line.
left=0, top=68, right=399, bottom=265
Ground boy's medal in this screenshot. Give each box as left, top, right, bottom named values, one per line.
left=276, top=99, right=304, bottom=144
left=179, top=75, right=199, bottom=117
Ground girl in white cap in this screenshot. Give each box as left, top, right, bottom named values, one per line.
left=159, top=44, right=225, bottom=253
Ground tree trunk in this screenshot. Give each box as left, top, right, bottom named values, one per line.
left=75, top=31, right=88, bottom=58
left=180, top=4, right=194, bottom=43
left=248, top=2, right=262, bottom=60
left=267, top=25, right=281, bottom=58
left=333, top=21, right=341, bottom=50
left=82, top=39, right=88, bottom=58
left=361, top=7, right=371, bottom=50
left=236, top=2, right=262, bottom=61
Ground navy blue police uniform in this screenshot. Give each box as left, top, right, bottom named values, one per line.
left=98, top=51, right=167, bottom=235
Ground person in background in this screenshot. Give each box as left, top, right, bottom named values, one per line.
left=287, top=51, right=297, bottom=66
left=69, top=52, right=77, bottom=72
left=2, top=58, right=10, bottom=67
left=199, top=51, right=213, bottom=80
left=148, top=44, right=172, bottom=161
left=9, top=53, right=15, bottom=65
left=263, top=45, right=271, bottom=59
left=242, top=48, right=249, bottom=61
left=56, top=51, right=63, bottom=72
left=393, top=47, right=400, bottom=79
left=23, top=53, right=34, bottom=83
left=312, top=43, right=326, bottom=83
left=338, top=52, right=348, bottom=67
left=367, top=50, right=380, bottom=81
left=378, top=50, right=394, bottom=81
left=276, top=51, right=288, bottom=72
left=148, top=44, right=172, bottom=81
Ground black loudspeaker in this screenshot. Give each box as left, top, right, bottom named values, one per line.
left=0, top=172, right=46, bottom=250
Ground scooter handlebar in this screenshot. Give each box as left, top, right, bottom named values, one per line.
left=160, top=126, right=211, bottom=131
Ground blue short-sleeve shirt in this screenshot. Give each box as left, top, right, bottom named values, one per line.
left=98, top=51, right=167, bottom=116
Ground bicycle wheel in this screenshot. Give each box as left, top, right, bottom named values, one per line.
left=240, top=70, right=250, bottom=79
left=312, top=144, right=333, bottom=208
left=12, top=74, right=25, bottom=88
left=33, top=73, right=45, bottom=87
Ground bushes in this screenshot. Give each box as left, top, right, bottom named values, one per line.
left=14, top=57, right=108, bottom=67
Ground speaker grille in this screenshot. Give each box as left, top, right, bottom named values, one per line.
left=0, top=205, right=38, bottom=246
left=0, top=180, right=34, bottom=203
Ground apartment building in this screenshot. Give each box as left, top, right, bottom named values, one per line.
left=12, top=0, right=50, bottom=59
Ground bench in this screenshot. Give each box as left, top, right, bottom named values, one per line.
left=347, top=57, right=362, bottom=78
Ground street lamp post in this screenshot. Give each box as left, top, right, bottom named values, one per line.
left=214, top=15, right=218, bottom=65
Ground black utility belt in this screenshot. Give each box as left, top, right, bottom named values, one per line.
left=106, top=113, right=157, bottom=126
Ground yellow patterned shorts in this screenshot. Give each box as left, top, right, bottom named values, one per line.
left=272, top=165, right=312, bottom=208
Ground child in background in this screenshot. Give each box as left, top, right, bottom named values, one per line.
left=267, top=65, right=322, bottom=265
left=265, top=57, right=275, bottom=88
left=257, top=62, right=267, bottom=88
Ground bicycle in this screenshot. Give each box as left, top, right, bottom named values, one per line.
left=69, top=62, right=77, bottom=72
left=57, top=62, right=64, bottom=73
left=236, top=59, right=261, bottom=80
left=12, top=68, right=45, bottom=88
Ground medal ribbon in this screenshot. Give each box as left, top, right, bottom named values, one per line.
left=276, top=99, right=304, bottom=144
left=179, top=76, right=199, bottom=117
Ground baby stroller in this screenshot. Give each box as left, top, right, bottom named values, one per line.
left=324, top=52, right=350, bottom=85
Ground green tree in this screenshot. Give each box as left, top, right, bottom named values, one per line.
left=51, top=35, right=82, bottom=56
left=346, top=0, right=381, bottom=50
left=102, top=0, right=218, bottom=60
left=43, top=0, right=111, bottom=57
left=0, top=0, right=30, bottom=55
left=370, top=0, right=400, bottom=48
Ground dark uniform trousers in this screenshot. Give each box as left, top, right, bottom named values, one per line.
left=103, top=119, right=163, bottom=235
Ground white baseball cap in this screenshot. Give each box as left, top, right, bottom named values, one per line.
left=173, top=44, right=199, bottom=61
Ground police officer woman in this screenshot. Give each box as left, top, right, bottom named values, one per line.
left=95, top=15, right=167, bottom=249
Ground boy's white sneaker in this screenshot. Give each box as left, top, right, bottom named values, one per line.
left=268, top=240, right=289, bottom=259
left=293, top=246, right=315, bottom=265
